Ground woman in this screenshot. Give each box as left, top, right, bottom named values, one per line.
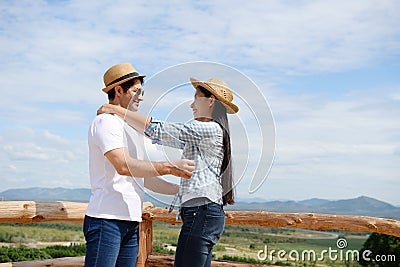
left=98, top=77, right=239, bottom=267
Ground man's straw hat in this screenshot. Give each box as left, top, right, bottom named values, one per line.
left=190, top=77, right=239, bottom=114
left=102, top=63, right=146, bottom=93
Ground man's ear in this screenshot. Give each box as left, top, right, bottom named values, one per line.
left=115, top=85, right=123, bottom=97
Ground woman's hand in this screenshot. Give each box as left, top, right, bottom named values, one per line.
left=97, top=104, right=125, bottom=116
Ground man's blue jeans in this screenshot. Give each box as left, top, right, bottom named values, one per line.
left=83, top=215, right=139, bottom=267
left=174, top=202, right=225, bottom=267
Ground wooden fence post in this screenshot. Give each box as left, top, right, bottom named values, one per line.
left=136, top=218, right=153, bottom=267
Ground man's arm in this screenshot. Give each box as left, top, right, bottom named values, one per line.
left=144, top=177, right=179, bottom=195
left=104, top=147, right=194, bottom=179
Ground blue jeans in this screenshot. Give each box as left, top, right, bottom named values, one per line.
left=174, top=202, right=225, bottom=267
left=83, top=215, right=139, bottom=267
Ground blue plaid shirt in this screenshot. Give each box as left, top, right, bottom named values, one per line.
left=145, top=119, right=224, bottom=214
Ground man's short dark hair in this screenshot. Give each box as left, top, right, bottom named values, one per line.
left=107, top=77, right=144, bottom=100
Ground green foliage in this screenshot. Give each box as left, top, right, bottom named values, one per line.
left=0, top=246, right=52, bottom=262
left=213, top=244, right=226, bottom=251
left=0, top=221, right=372, bottom=265
left=220, top=225, right=308, bottom=246
left=152, top=243, right=175, bottom=255
left=0, top=222, right=85, bottom=263
left=358, top=233, right=399, bottom=267
left=152, top=222, right=180, bottom=246
left=43, top=244, right=86, bottom=258
left=0, top=244, right=86, bottom=263
left=0, top=224, right=83, bottom=243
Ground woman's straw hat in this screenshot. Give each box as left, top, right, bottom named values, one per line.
left=102, top=63, right=146, bottom=93
left=190, top=77, right=239, bottom=114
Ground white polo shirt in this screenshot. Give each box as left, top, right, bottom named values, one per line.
left=86, top=113, right=144, bottom=221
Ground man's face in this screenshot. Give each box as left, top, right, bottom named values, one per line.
left=121, top=78, right=144, bottom=112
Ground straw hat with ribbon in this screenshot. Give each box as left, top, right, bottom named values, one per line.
left=102, top=63, right=146, bottom=93
left=190, top=77, right=239, bottom=114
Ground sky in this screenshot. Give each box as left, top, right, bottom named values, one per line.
left=0, top=0, right=399, bottom=205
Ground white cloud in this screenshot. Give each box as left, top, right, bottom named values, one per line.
left=0, top=127, right=88, bottom=190
left=1, top=0, right=399, bottom=122
left=0, top=0, right=399, bottom=205
left=251, top=85, right=400, bottom=203
left=43, top=130, right=69, bottom=145
left=5, top=165, right=17, bottom=171
left=133, top=0, right=400, bottom=72
left=3, top=143, right=49, bottom=161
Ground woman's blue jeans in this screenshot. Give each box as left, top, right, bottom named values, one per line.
left=83, top=215, right=139, bottom=267
left=174, top=202, right=225, bottom=267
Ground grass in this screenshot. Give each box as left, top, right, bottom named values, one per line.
left=0, top=244, right=85, bottom=263
left=152, top=222, right=367, bottom=266
left=0, top=223, right=84, bottom=244
left=0, top=222, right=368, bottom=266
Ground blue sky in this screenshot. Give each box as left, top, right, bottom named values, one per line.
left=0, top=0, right=399, bottom=205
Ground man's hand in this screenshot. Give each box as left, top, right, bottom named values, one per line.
left=169, top=159, right=195, bottom=179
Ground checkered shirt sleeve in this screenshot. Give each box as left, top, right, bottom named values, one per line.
left=144, top=118, right=222, bottom=150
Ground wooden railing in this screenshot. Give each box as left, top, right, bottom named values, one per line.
left=0, top=201, right=400, bottom=266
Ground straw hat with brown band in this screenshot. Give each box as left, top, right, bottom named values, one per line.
left=102, top=63, right=146, bottom=93
left=190, top=77, right=239, bottom=114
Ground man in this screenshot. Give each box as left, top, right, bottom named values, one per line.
left=84, top=63, right=194, bottom=267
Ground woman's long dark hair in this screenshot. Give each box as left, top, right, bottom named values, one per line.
left=198, top=86, right=234, bottom=205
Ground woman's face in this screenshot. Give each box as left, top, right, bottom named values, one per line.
left=190, top=88, right=213, bottom=121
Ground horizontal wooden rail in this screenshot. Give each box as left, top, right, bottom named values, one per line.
left=1, top=201, right=400, bottom=237
left=0, top=201, right=87, bottom=224
left=143, top=206, right=400, bottom=238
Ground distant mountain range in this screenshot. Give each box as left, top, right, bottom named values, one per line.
left=226, top=197, right=400, bottom=219
left=0, top=187, right=399, bottom=219
left=0, top=187, right=90, bottom=203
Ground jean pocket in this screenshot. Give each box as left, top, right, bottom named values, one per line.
left=83, top=215, right=93, bottom=236
left=181, top=206, right=200, bottom=216
left=180, top=206, right=200, bottom=233
left=83, top=216, right=102, bottom=240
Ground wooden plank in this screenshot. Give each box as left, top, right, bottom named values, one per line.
left=143, top=207, right=400, bottom=238
left=1, top=201, right=399, bottom=237
left=0, top=201, right=87, bottom=224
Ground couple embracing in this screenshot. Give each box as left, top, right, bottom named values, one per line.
left=85, top=62, right=239, bottom=267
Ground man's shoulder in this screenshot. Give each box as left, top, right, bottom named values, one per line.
left=92, top=113, right=122, bottom=125
left=89, top=114, right=124, bottom=136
